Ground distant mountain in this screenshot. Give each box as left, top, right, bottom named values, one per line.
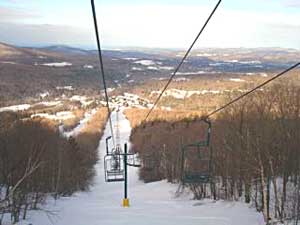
left=0, top=42, right=61, bottom=62
left=1, top=41, right=299, bottom=106
left=41, top=45, right=91, bottom=55
left=0, top=42, right=24, bottom=57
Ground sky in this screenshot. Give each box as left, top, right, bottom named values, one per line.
left=0, top=0, right=299, bottom=49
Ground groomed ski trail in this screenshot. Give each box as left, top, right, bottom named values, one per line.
left=21, top=110, right=264, bottom=225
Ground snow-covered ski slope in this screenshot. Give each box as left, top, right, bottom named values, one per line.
left=22, top=110, right=264, bottom=225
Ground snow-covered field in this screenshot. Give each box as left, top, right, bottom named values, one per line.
left=177, top=71, right=207, bottom=75
left=39, top=62, right=72, bottom=67
left=31, top=111, right=75, bottom=121
left=150, top=89, right=221, bottom=99
left=131, top=67, right=143, bottom=71
left=56, top=86, right=74, bottom=91
left=147, top=66, right=174, bottom=71
left=123, top=57, right=138, bottom=61
left=17, top=110, right=264, bottom=225
left=0, top=61, right=17, bottom=65
left=0, top=104, right=31, bottom=112
left=176, top=71, right=222, bottom=75
left=229, top=78, right=245, bottom=82
left=38, top=101, right=61, bottom=107
left=83, top=64, right=94, bottom=69
left=134, top=60, right=158, bottom=66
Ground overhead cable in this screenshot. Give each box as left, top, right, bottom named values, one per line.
left=91, top=0, right=115, bottom=147
left=144, top=0, right=222, bottom=122
left=206, top=62, right=300, bottom=118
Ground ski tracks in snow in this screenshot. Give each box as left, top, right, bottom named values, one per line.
left=21, top=110, right=264, bottom=225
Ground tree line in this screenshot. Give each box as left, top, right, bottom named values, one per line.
left=127, top=83, right=300, bottom=224
left=0, top=108, right=107, bottom=224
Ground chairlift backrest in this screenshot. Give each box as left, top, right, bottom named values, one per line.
left=181, top=119, right=212, bottom=184
left=104, top=154, right=125, bottom=182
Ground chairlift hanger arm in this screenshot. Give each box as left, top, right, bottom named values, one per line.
left=106, top=136, right=112, bottom=154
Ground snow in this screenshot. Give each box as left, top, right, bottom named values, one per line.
left=123, top=57, right=138, bottom=61
left=41, top=62, right=72, bottom=67
left=153, top=77, right=190, bottom=82
left=19, top=110, right=264, bottom=225
left=0, top=104, right=31, bottom=112
left=83, top=64, right=94, bottom=69
left=124, top=93, right=140, bottom=100
left=70, top=95, right=95, bottom=107
left=155, top=77, right=168, bottom=81
left=147, top=66, right=174, bottom=71
left=177, top=71, right=206, bottom=75
left=131, top=67, right=143, bottom=71
left=161, top=106, right=172, bottom=111
left=31, top=111, right=75, bottom=121
left=38, top=101, right=61, bottom=107
left=107, top=88, right=115, bottom=93
left=111, top=93, right=150, bottom=108
left=39, top=91, right=50, bottom=99
left=63, top=108, right=98, bottom=138
left=254, top=65, right=263, bottom=68
left=175, top=71, right=223, bottom=76
left=70, top=95, right=87, bottom=102
left=56, top=86, right=74, bottom=91
left=147, top=66, right=159, bottom=70
left=260, top=73, right=268, bottom=77
left=200, top=90, right=221, bottom=94
left=229, top=78, right=245, bottom=82
left=174, top=77, right=190, bottom=82
left=209, top=62, right=228, bottom=67
left=196, top=53, right=216, bottom=57
left=150, top=89, right=221, bottom=99
left=110, top=48, right=123, bottom=51
left=159, top=66, right=174, bottom=70
left=0, top=61, right=17, bottom=64
left=225, top=60, right=239, bottom=63
left=56, top=111, right=75, bottom=119
left=134, top=60, right=156, bottom=66
left=239, top=60, right=261, bottom=64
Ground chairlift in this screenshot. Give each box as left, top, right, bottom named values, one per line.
left=104, top=153, right=125, bottom=182
left=127, top=153, right=141, bottom=168
left=181, top=119, right=212, bottom=184
left=104, top=135, right=125, bottom=182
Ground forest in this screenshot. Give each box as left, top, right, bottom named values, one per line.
left=0, top=108, right=107, bottom=224
left=126, top=82, right=300, bottom=224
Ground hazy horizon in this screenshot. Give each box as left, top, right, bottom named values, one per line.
left=2, top=41, right=300, bottom=52
left=1, top=0, right=300, bottom=50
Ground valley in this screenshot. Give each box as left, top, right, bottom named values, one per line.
left=1, top=41, right=300, bottom=225
left=1, top=42, right=300, bottom=108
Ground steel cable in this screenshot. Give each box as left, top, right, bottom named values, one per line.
left=144, top=0, right=222, bottom=122
left=205, top=62, right=300, bottom=118
left=91, top=0, right=115, bottom=147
